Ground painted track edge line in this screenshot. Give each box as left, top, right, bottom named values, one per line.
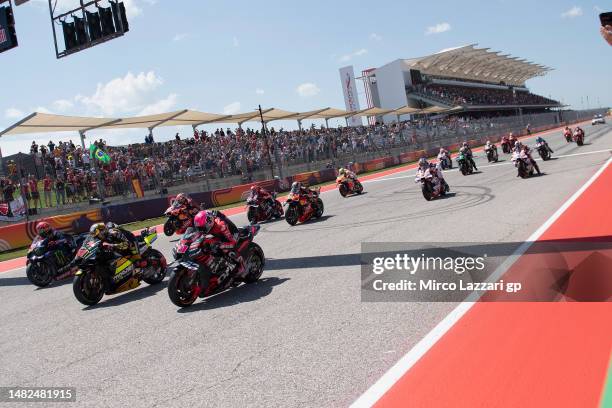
left=350, top=155, right=612, bottom=408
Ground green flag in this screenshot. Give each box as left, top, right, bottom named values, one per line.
left=89, top=144, right=111, bottom=165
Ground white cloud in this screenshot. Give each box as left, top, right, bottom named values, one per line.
left=53, top=99, right=74, bottom=112
left=561, top=6, right=583, bottom=18
left=223, top=102, right=241, bottom=115
left=339, top=48, right=368, bottom=62
left=138, top=93, right=178, bottom=115
left=425, top=22, right=451, bottom=35
left=5, top=108, right=24, bottom=119
left=233, top=36, right=240, bottom=47
left=369, top=33, right=383, bottom=41
left=173, top=33, right=188, bottom=42
left=255, top=88, right=265, bottom=95
left=74, top=71, right=164, bottom=115
left=296, top=83, right=320, bottom=97
left=34, top=106, right=53, bottom=114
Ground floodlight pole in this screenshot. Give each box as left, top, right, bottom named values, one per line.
left=258, top=105, right=275, bottom=179
left=78, top=131, right=86, bottom=148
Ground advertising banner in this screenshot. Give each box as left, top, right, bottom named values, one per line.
left=339, top=65, right=362, bottom=127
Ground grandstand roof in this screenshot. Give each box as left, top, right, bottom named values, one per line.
left=0, top=105, right=460, bottom=138
left=402, top=44, right=552, bottom=86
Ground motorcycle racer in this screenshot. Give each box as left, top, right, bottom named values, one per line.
left=459, top=142, right=478, bottom=171
left=34, top=221, right=72, bottom=250
left=249, top=185, right=275, bottom=216
left=174, top=193, right=200, bottom=218
left=536, top=136, right=554, bottom=154
left=521, top=145, right=541, bottom=175
left=193, top=210, right=247, bottom=281
left=416, top=158, right=447, bottom=194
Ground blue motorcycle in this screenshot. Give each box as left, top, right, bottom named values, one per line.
left=26, top=234, right=86, bottom=287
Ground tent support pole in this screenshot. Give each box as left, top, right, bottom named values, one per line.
left=79, top=131, right=86, bottom=148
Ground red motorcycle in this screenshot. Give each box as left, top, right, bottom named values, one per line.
left=336, top=175, right=363, bottom=197
left=564, top=130, right=573, bottom=143
left=574, top=129, right=585, bottom=146
left=167, top=226, right=265, bottom=308
left=284, top=186, right=324, bottom=226
left=246, top=191, right=284, bottom=224
left=163, top=202, right=195, bottom=236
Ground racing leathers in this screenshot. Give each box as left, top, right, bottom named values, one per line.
left=202, top=211, right=246, bottom=280
left=459, top=145, right=478, bottom=171
left=521, top=146, right=541, bottom=175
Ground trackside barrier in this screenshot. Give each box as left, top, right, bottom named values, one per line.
left=0, top=114, right=602, bottom=252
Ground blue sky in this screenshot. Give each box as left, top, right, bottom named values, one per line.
left=0, top=0, right=610, bottom=155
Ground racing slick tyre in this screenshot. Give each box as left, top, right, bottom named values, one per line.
left=314, top=198, right=324, bottom=218
left=243, top=243, right=265, bottom=284
left=167, top=267, right=199, bottom=308
left=355, top=181, right=364, bottom=194
left=142, top=249, right=167, bottom=285
left=26, top=262, right=54, bottom=288
left=339, top=183, right=349, bottom=197
left=273, top=201, right=284, bottom=219
left=73, top=270, right=105, bottom=306
left=163, top=220, right=175, bottom=237
left=247, top=207, right=257, bottom=224
left=421, top=182, right=433, bottom=201
left=285, top=205, right=299, bottom=226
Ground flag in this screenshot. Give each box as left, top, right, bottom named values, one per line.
left=131, top=178, right=144, bottom=198
left=89, top=144, right=111, bottom=165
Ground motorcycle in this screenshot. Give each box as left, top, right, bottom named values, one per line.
left=163, top=201, right=194, bottom=237
left=26, top=234, right=87, bottom=287
left=485, top=145, right=499, bottom=163
left=284, top=186, right=324, bottom=226
left=574, top=131, right=584, bottom=146
left=457, top=153, right=474, bottom=176
left=167, top=225, right=265, bottom=308
left=72, top=227, right=167, bottom=306
left=336, top=175, right=363, bottom=197
left=512, top=152, right=535, bottom=179
left=500, top=138, right=511, bottom=154
left=537, top=143, right=551, bottom=160
left=437, top=152, right=453, bottom=169
left=246, top=192, right=284, bottom=224
left=564, top=131, right=573, bottom=143
left=415, top=169, right=449, bottom=201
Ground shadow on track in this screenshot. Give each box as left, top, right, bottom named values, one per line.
left=0, top=276, right=32, bottom=287
left=84, top=280, right=168, bottom=310
left=176, top=276, right=289, bottom=313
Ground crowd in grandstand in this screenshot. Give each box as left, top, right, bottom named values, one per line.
left=416, top=84, right=559, bottom=106
left=0, top=110, right=528, bottom=213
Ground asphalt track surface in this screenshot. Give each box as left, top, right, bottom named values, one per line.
left=0, top=122, right=610, bottom=408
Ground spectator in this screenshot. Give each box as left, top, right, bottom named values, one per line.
left=28, top=175, right=41, bottom=210
left=43, top=174, right=53, bottom=207
left=55, top=176, right=66, bottom=207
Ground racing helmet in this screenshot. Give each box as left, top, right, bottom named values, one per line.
left=339, top=168, right=346, bottom=176
left=194, top=210, right=214, bottom=233
left=105, top=222, right=118, bottom=230
left=290, top=182, right=302, bottom=194
left=90, top=223, right=108, bottom=240
left=36, top=221, right=52, bottom=238
left=418, top=158, right=429, bottom=169
left=175, top=193, right=189, bottom=205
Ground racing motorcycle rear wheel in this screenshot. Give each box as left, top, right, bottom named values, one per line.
left=314, top=198, right=324, bottom=218
left=142, top=249, right=167, bottom=285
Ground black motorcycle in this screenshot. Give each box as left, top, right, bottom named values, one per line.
left=26, top=234, right=86, bottom=288
left=72, top=228, right=167, bottom=306
left=457, top=153, right=474, bottom=176
left=537, top=143, right=551, bottom=161
left=485, top=146, right=499, bottom=163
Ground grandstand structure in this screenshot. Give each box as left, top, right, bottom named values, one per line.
left=357, top=44, right=561, bottom=124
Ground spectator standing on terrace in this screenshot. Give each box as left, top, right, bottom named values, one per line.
left=30, top=141, right=38, bottom=155
left=28, top=175, right=41, bottom=210
left=43, top=174, right=53, bottom=207
left=55, top=177, right=66, bottom=207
